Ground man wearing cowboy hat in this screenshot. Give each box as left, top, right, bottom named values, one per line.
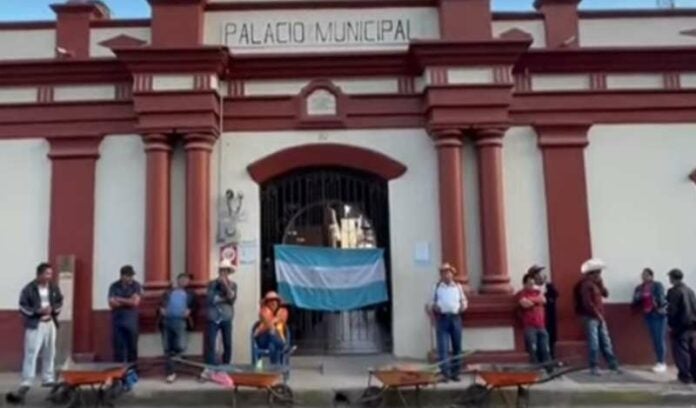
left=428, top=263, right=468, bottom=382
left=574, top=258, right=621, bottom=376
left=203, top=260, right=237, bottom=373
left=254, top=291, right=290, bottom=365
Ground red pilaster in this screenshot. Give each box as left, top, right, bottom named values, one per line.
left=432, top=130, right=469, bottom=290
left=475, top=128, right=512, bottom=294
left=51, top=1, right=109, bottom=59
left=48, top=136, right=102, bottom=359
left=185, top=133, right=216, bottom=285
left=534, top=0, right=581, bottom=48
left=143, top=134, right=172, bottom=290
left=438, top=0, right=492, bottom=41
left=535, top=123, right=592, bottom=349
left=149, top=0, right=206, bottom=47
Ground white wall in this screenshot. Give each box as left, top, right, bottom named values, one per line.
left=0, top=30, right=55, bottom=60
left=492, top=19, right=546, bottom=48
left=580, top=17, right=696, bottom=47
left=213, top=129, right=441, bottom=361
left=90, top=27, right=151, bottom=57
left=587, top=124, right=696, bottom=303
left=92, top=135, right=146, bottom=309
left=503, top=127, right=550, bottom=291
left=0, top=139, right=51, bottom=309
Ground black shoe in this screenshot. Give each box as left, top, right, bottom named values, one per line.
left=450, top=375, right=461, bottom=382
left=6, top=386, right=29, bottom=405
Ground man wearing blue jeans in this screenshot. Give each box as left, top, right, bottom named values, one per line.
left=202, top=260, right=237, bottom=379
left=428, top=263, right=468, bottom=382
left=160, top=274, right=196, bottom=383
left=108, top=265, right=143, bottom=365
left=574, top=259, right=621, bottom=376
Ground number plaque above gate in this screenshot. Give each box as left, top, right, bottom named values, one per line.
left=204, top=6, right=440, bottom=54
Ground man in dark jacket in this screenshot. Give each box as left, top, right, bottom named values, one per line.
left=666, top=268, right=696, bottom=384
left=108, top=265, right=142, bottom=364
left=574, top=259, right=620, bottom=376
left=201, top=260, right=237, bottom=380
left=159, top=273, right=196, bottom=383
left=7, top=263, right=63, bottom=403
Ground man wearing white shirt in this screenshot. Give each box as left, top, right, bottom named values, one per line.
left=428, top=263, right=468, bottom=382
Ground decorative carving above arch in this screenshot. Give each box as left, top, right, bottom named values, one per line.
left=296, top=80, right=347, bottom=129
left=247, top=143, right=407, bottom=184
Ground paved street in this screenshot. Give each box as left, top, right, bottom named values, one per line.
left=2, top=356, right=696, bottom=406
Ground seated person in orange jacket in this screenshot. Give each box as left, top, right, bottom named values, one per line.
left=254, top=291, right=289, bottom=364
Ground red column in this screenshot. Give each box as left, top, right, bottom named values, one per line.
left=534, top=0, right=580, bottom=48
left=438, top=0, right=492, bottom=41
left=433, top=130, right=469, bottom=290
left=48, top=136, right=102, bottom=359
left=51, top=2, right=108, bottom=59
left=143, top=134, right=172, bottom=290
left=475, top=128, right=512, bottom=294
left=535, top=124, right=592, bottom=347
left=185, top=133, right=216, bottom=285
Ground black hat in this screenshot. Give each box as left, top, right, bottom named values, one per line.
left=668, top=269, right=684, bottom=281
left=527, top=265, right=545, bottom=275
left=120, top=265, right=136, bottom=277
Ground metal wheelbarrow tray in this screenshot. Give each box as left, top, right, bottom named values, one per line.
left=455, top=361, right=586, bottom=408
left=47, top=363, right=132, bottom=408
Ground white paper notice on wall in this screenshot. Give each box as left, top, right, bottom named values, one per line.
left=58, top=271, right=73, bottom=322
left=205, top=7, right=440, bottom=54
left=239, top=240, right=257, bottom=264
left=414, top=241, right=431, bottom=265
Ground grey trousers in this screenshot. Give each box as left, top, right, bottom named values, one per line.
left=21, top=321, right=57, bottom=387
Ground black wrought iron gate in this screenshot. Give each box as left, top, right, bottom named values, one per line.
left=260, top=167, right=392, bottom=354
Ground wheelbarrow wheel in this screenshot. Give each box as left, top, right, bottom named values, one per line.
left=47, top=384, right=75, bottom=405
left=359, top=386, right=384, bottom=408
left=454, top=384, right=490, bottom=407
left=64, top=389, right=81, bottom=408
left=268, top=384, right=294, bottom=407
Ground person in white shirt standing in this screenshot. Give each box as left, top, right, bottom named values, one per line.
left=428, top=263, right=468, bottom=382
left=7, top=263, right=63, bottom=404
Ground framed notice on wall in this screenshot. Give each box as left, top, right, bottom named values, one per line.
left=220, top=243, right=239, bottom=266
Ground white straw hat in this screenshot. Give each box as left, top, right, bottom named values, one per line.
left=581, top=258, right=606, bottom=274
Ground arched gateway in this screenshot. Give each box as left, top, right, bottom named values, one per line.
left=260, top=167, right=391, bottom=354
left=250, top=143, right=406, bottom=354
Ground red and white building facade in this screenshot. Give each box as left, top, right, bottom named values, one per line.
left=0, top=0, right=695, bottom=368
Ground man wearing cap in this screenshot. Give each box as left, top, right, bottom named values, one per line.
left=666, top=268, right=696, bottom=384
left=159, top=273, right=197, bottom=383
left=428, top=263, right=468, bottom=382
left=574, top=259, right=620, bottom=376
left=108, top=265, right=143, bottom=364
left=203, top=260, right=237, bottom=372
left=527, top=265, right=559, bottom=358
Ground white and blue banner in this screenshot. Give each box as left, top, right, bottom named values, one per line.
left=274, top=245, right=389, bottom=312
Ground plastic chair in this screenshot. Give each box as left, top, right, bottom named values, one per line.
left=251, top=321, right=292, bottom=375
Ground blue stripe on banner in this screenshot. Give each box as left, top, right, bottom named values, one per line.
left=274, top=245, right=384, bottom=268
left=277, top=281, right=389, bottom=312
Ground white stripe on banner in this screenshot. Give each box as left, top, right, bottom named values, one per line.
left=275, top=259, right=386, bottom=289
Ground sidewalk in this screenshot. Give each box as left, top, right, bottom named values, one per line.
left=3, top=356, right=696, bottom=406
